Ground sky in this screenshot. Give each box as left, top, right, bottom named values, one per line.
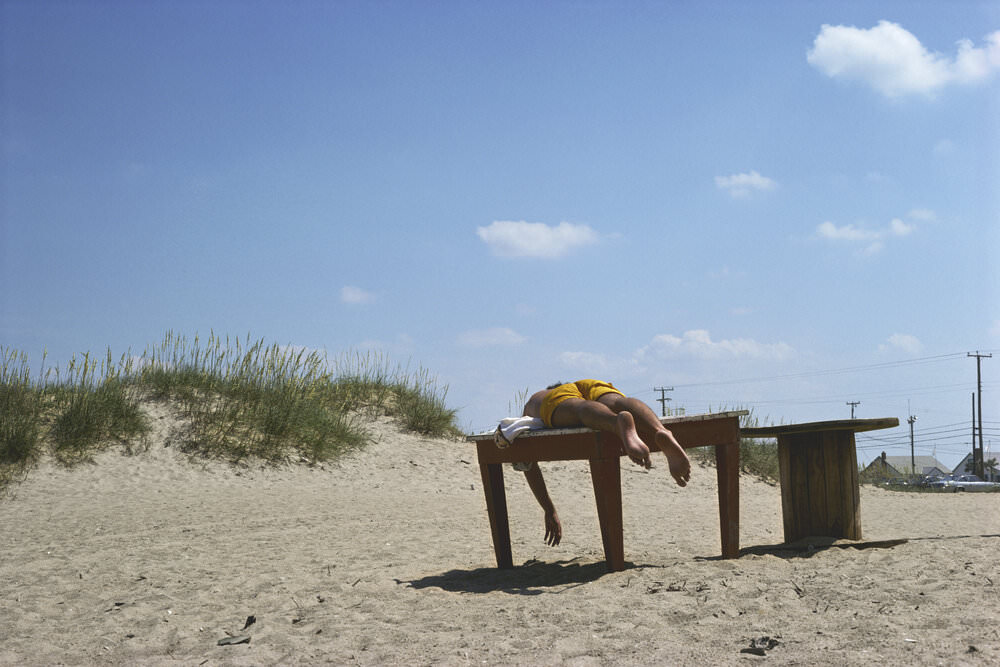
left=2, top=1, right=998, bottom=470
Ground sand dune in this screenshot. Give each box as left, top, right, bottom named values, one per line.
left=2, top=410, right=999, bottom=665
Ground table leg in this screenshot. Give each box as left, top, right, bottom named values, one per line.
left=589, top=456, right=625, bottom=572
left=478, top=461, right=513, bottom=569
left=715, top=441, right=740, bottom=558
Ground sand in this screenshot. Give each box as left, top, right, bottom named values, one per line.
left=2, top=405, right=999, bottom=666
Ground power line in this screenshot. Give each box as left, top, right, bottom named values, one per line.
left=671, top=351, right=973, bottom=389
left=686, top=382, right=975, bottom=407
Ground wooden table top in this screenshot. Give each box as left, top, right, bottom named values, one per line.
left=466, top=410, right=749, bottom=442
left=740, top=417, right=899, bottom=438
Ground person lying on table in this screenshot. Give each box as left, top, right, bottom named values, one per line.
left=519, top=379, right=692, bottom=547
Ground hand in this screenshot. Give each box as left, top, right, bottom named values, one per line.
left=544, top=509, right=562, bottom=546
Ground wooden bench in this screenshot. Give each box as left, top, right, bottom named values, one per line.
left=741, top=418, right=899, bottom=543
left=466, top=411, right=746, bottom=572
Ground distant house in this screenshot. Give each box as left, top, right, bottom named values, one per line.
left=862, top=452, right=951, bottom=480
left=952, top=452, right=1000, bottom=481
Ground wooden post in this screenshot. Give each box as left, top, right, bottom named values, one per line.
left=714, top=440, right=740, bottom=559
left=589, top=449, right=625, bottom=572
left=477, top=455, right=513, bottom=569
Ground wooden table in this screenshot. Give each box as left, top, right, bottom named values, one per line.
left=741, top=418, right=899, bottom=543
left=466, top=411, right=746, bottom=572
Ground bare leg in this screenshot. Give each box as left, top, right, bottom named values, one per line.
left=598, top=395, right=691, bottom=487
left=549, top=398, right=651, bottom=468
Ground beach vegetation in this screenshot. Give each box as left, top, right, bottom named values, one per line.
left=687, top=407, right=780, bottom=482
left=0, top=333, right=461, bottom=492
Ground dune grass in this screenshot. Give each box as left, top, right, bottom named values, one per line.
left=0, top=333, right=461, bottom=492
left=687, top=407, right=780, bottom=482
left=0, top=349, right=43, bottom=486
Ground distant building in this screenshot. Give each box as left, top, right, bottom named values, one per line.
left=952, top=452, right=1000, bottom=481
left=862, top=452, right=951, bottom=480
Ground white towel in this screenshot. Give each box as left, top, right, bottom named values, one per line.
left=493, top=416, right=546, bottom=449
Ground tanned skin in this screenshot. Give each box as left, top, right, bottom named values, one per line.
left=519, top=386, right=692, bottom=546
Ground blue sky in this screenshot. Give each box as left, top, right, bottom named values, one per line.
left=2, top=1, right=998, bottom=469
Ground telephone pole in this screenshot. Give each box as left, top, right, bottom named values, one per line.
left=654, top=386, right=674, bottom=417
left=908, top=415, right=918, bottom=477
left=968, top=352, right=991, bottom=479
left=972, top=393, right=977, bottom=475
left=847, top=401, right=860, bottom=419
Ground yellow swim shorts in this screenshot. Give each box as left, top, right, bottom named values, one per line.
left=539, top=379, right=624, bottom=427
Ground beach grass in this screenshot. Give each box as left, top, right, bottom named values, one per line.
left=0, top=349, right=43, bottom=487
left=0, top=333, right=461, bottom=491
left=687, top=406, right=780, bottom=482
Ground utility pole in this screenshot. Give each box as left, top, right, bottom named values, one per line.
left=972, top=393, right=977, bottom=476
left=847, top=401, right=860, bottom=419
left=908, top=415, right=917, bottom=477
left=968, top=352, right=991, bottom=479
left=653, top=386, right=674, bottom=417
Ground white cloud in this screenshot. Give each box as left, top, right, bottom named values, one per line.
left=515, top=303, right=537, bottom=317
left=715, top=170, right=777, bottom=198
left=638, top=330, right=795, bottom=362
left=807, top=21, right=1000, bottom=98
left=357, top=333, right=415, bottom=356
left=816, top=221, right=881, bottom=242
left=907, top=208, right=936, bottom=222
left=816, top=212, right=920, bottom=254
left=889, top=218, right=914, bottom=236
left=457, top=327, right=527, bottom=347
left=559, top=350, right=611, bottom=372
left=477, top=220, right=599, bottom=259
left=708, top=266, right=747, bottom=280
left=880, top=333, right=924, bottom=355
left=933, top=139, right=956, bottom=157
left=341, top=285, right=375, bottom=304
left=858, top=240, right=885, bottom=257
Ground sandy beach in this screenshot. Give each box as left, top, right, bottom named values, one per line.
left=2, top=407, right=999, bottom=666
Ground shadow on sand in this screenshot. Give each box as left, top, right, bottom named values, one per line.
left=403, top=534, right=1000, bottom=592
left=400, top=557, right=630, bottom=595
left=737, top=533, right=1000, bottom=559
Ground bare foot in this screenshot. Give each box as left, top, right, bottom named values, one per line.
left=616, top=412, right=651, bottom=468
left=654, top=430, right=691, bottom=486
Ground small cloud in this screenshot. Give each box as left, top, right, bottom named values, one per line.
left=816, top=221, right=881, bottom=242
left=477, top=220, right=599, bottom=259
left=932, top=139, right=956, bottom=157
left=866, top=171, right=885, bottom=182
left=715, top=170, right=777, bottom=198
left=515, top=303, right=537, bottom=317
left=889, top=218, right=914, bottom=236
left=907, top=208, right=936, bottom=222
left=807, top=21, right=1000, bottom=98
left=815, top=214, right=917, bottom=255
left=357, top=333, right=415, bottom=356
left=637, top=330, right=794, bottom=362
left=457, top=327, right=527, bottom=347
left=559, top=351, right=610, bottom=372
left=731, top=306, right=753, bottom=316
left=859, top=241, right=885, bottom=257
left=341, top=286, right=375, bottom=304
left=708, top=266, right=747, bottom=280
left=879, top=333, right=924, bottom=355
